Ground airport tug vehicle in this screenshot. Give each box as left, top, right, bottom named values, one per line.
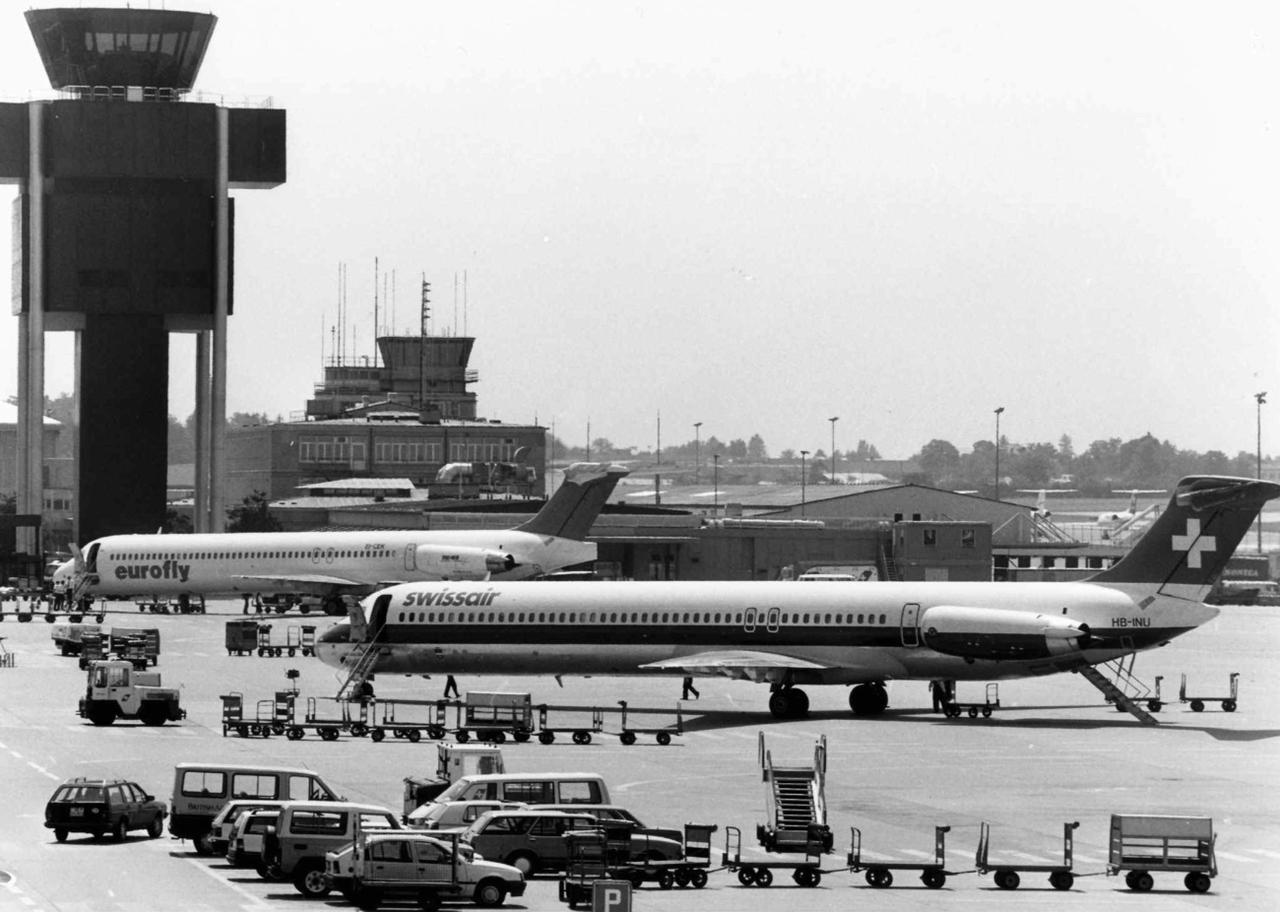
left=78, top=659, right=184, bottom=726
left=722, top=733, right=833, bottom=887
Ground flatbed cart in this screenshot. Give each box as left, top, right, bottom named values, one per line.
left=219, top=692, right=271, bottom=738
left=944, top=683, right=1000, bottom=719
left=255, top=623, right=286, bottom=657
left=1179, top=672, right=1239, bottom=712
left=290, top=695, right=361, bottom=741
left=1107, top=813, right=1217, bottom=893
left=370, top=698, right=440, bottom=742
left=535, top=704, right=604, bottom=745
left=454, top=691, right=534, bottom=743
left=976, top=820, right=1080, bottom=890
left=848, top=825, right=951, bottom=888
left=722, top=824, right=829, bottom=887
left=608, top=700, right=683, bottom=745
left=624, top=823, right=718, bottom=890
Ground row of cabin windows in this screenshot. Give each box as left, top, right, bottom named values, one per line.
left=395, top=610, right=893, bottom=626
left=108, top=550, right=389, bottom=561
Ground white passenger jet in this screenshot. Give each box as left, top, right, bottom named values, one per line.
left=58, top=462, right=628, bottom=613
left=317, top=475, right=1277, bottom=717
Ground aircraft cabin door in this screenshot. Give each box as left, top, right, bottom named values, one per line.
left=369, top=593, right=392, bottom=641
left=900, top=603, right=921, bottom=647
left=404, top=545, right=416, bottom=572
left=744, top=607, right=757, bottom=633
left=765, top=607, right=780, bottom=633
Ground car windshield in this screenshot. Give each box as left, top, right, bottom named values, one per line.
left=54, top=785, right=106, bottom=802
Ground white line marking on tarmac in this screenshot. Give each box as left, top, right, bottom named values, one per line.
left=1216, top=850, right=1255, bottom=863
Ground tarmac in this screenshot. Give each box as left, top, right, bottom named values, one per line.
left=0, top=597, right=1277, bottom=911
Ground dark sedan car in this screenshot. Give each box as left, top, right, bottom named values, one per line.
left=45, top=777, right=167, bottom=842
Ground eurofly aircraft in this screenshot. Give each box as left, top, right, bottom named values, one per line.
left=318, top=475, right=1277, bottom=717
left=57, top=462, right=628, bottom=613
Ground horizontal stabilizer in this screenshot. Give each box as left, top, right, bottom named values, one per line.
left=515, top=462, right=629, bottom=540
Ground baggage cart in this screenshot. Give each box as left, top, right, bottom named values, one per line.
left=618, top=822, right=717, bottom=890
left=109, top=627, right=159, bottom=665
left=298, top=624, right=317, bottom=657
left=77, top=632, right=107, bottom=668
left=1179, top=672, right=1239, bottom=712
left=255, top=623, right=283, bottom=657
left=457, top=691, right=534, bottom=743
left=371, top=698, right=439, bottom=743
left=1108, top=814, right=1216, bottom=893
left=536, top=704, right=604, bottom=745
left=610, top=700, right=683, bottom=746
left=722, top=824, right=827, bottom=887
left=975, top=820, right=1079, bottom=890
left=224, top=619, right=258, bottom=656
left=848, top=824, right=951, bottom=888
left=0, top=636, right=14, bottom=668
left=943, top=682, right=1000, bottom=719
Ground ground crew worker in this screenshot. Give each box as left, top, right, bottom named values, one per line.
left=443, top=675, right=459, bottom=699
left=682, top=676, right=700, bottom=700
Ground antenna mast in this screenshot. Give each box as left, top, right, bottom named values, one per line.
left=419, top=274, right=431, bottom=410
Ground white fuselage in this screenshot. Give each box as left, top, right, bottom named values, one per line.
left=73, top=530, right=595, bottom=600
left=316, top=579, right=1217, bottom=685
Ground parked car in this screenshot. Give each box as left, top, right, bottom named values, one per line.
left=529, top=804, right=684, bottom=846
left=208, top=799, right=287, bottom=858
left=407, top=800, right=526, bottom=832
left=460, top=810, right=602, bottom=876
left=227, top=808, right=280, bottom=867
left=45, top=777, right=167, bottom=843
left=326, top=831, right=525, bottom=907
left=259, top=801, right=401, bottom=898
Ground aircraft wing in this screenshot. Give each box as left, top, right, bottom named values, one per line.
left=231, top=572, right=372, bottom=589
left=640, top=650, right=835, bottom=682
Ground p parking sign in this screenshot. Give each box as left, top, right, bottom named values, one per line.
left=592, top=879, right=631, bottom=912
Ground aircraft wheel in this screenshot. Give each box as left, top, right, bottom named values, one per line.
left=849, top=683, right=888, bottom=716
left=768, top=691, right=791, bottom=718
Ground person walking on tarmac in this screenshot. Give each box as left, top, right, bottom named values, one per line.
left=443, top=675, right=460, bottom=699
left=242, top=593, right=250, bottom=615
left=682, top=676, right=700, bottom=700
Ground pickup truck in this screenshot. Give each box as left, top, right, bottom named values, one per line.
left=326, top=830, right=524, bottom=908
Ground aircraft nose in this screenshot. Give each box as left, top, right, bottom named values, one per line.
left=319, top=622, right=351, bottom=644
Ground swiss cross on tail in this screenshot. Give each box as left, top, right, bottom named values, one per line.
left=1170, top=519, right=1216, bottom=569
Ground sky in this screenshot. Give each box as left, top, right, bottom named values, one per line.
left=1, top=0, right=1277, bottom=460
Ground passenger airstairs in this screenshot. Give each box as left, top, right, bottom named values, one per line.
left=1106, top=505, right=1160, bottom=546
left=335, top=637, right=380, bottom=702
left=757, top=732, right=832, bottom=853
left=1078, top=657, right=1159, bottom=725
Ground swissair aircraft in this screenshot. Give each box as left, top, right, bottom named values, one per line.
left=58, top=462, right=628, bottom=613
left=318, top=475, right=1277, bottom=717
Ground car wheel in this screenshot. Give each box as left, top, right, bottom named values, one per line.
left=194, top=831, right=215, bottom=855
left=54, top=828, right=68, bottom=843
left=147, top=815, right=163, bottom=838
left=506, top=852, right=536, bottom=876
left=474, top=879, right=507, bottom=907
left=113, top=817, right=128, bottom=841
left=294, top=862, right=331, bottom=898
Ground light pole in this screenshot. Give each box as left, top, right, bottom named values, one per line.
left=993, top=406, right=1004, bottom=499
left=712, top=453, right=720, bottom=517
left=828, top=416, right=839, bottom=484
left=1257, top=392, right=1267, bottom=552
left=693, top=421, right=702, bottom=484
left=800, top=450, right=810, bottom=517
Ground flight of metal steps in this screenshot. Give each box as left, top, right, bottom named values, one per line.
left=335, top=639, right=380, bottom=702
left=771, top=768, right=818, bottom=829
left=1078, top=663, right=1159, bottom=725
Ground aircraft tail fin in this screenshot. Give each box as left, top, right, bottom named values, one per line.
left=1088, top=475, right=1280, bottom=592
left=514, top=462, right=629, bottom=540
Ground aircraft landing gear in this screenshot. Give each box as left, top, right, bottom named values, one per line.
left=849, top=682, right=888, bottom=716
left=768, top=686, right=810, bottom=719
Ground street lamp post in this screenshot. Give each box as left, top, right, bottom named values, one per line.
left=993, top=406, right=1005, bottom=499
left=693, top=422, right=702, bottom=485
left=829, top=416, right=839, bottom=484
left=712, top=453, right=720, bottom=518
left=800, top=450, right=810, bottom=517
left=1257, top=392, right=1267, bottom=552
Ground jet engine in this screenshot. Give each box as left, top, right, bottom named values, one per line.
left=920, top=605, right=1091, bottom=661
left=411, top=545, right=518, bottom=581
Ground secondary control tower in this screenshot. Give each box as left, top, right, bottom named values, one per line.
left=1, top=7, right=285, bottom=544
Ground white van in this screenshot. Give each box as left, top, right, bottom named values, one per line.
left=422, top=773, right=609, bottom=815
left=169, top=763, right=342, bottom=854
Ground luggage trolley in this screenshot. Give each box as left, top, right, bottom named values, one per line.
left=255, top=623, right=284, bottom=657
left=623, top=823, right=718, bottom=890
left=848, top=824, right=951, bottom=888
left=975, top=820, right=1080, bottom=890
left=456, top=691, right=534, bottom=743
left=1107, top=813, right=1217, bottom=893
left=610, top=700, right=683, bottom=746
left=944, top=683, right=1000, bottom=719
left=370, top=699, right=438, bottom=743
left=536, top=704, right=604, bottom=745
left=1179, top=672, right=1239, bottom=712
left=296, top=696, right=352, bottom=741
left=722, top=824, right=828, bottom=887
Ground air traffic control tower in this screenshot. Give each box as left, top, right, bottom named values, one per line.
left=1, top=8, right=285, bottom=546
